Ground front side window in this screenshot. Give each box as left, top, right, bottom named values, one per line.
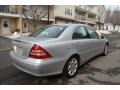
left=86, top=27, right=99, bottom=39
left=72, top=26, right=88, bottom=39
left=29, top=25, right=67, bottom=38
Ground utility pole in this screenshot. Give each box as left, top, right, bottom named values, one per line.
left=47, top=5, right=49, bottom=25
left=19, top=5, right=23, bottom=34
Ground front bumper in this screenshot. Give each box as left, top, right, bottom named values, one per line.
left=10, top=51, right=66, bottom=76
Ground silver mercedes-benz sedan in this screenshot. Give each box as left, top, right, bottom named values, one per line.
left=10, top=24, right=109, bottom=78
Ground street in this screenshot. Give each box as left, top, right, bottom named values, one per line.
left=0, top=34, right=120, bottom=85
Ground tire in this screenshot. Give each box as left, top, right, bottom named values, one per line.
left=102, top=44, right=109, bottom=56
left=63, top=56, right=80, bottom=78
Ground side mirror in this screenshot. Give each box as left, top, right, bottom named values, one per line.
left=72, top=33, right=78, bottom=39
left=100, top=35, right=104, bottom=39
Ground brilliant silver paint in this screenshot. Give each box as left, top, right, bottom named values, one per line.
left=10, top=24, right=109, bottom=76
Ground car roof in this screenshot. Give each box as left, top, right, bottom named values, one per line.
left=53, top=23, right=84, bottom=26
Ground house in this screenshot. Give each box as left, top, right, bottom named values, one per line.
left=0, top=5, right=54, bottom=35
left=0, top=5, right=105, bottom=35
left=54, top=5, right=96, bottom=28
left=91, top=5, right=106, bottom=30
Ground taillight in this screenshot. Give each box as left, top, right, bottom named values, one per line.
left=29, top=44, right=52, bottom=59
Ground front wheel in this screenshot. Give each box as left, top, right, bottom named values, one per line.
left=102, top=44, right=109, bottom=56
left=63, top=56, right=79, bottom=78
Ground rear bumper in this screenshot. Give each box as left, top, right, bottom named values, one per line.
left=10, top=51, right=66, bottom=76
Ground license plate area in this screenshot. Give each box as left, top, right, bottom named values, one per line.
left=13, top=46, right=23, bottom=56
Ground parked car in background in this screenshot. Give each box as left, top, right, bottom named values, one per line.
left=10, top=24, right=109, bottom=78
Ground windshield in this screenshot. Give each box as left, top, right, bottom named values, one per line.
left=29, top=25, right=67, bottom=38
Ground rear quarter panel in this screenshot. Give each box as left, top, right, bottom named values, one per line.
left=38, top=40, right=79, bottom=61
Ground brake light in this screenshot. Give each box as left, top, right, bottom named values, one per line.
left=29, top=44, right=52, bottom=59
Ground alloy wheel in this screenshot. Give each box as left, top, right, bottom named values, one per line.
left=63, top=56, right=79, bottom=78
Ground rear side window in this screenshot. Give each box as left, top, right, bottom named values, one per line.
left=72, top=26, right=88, bottom=39
left=29, top=25, right=67, bottom=38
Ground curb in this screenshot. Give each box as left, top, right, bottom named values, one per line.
left=0, top=36, right=11, bottom=40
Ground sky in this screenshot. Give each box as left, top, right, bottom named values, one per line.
left=105, top=5, right=120, bottom=10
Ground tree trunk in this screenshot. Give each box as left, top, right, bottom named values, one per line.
left=47, top=5, right=50, bottom=25
left=33, top=21, right=37, bottom=31
left=106, top=25, right=108, bottom=30
left=118, top=22, right=120, bottom=32
left=99, top=23, right=101, bottom=30
left=113, top=25, right=115, bottom=31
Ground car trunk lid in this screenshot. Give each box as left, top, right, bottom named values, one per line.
left=11, top=37, right=56, bottom=59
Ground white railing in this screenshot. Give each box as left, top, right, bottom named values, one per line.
left=75, top=14, right=86, bottom=21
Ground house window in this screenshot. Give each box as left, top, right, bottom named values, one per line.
left=3, top=21, right=8, bottom=28
left=0, top=5, right=9, bottom=13
left=65, top=8, right=72, bottom=16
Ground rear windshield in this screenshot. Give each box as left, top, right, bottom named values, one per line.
left=29, top=25, right=67, bottom=38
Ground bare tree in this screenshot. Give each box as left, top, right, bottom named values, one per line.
left=22, top=5, right=52, bottom=31
left=105, top=7, right=112, bottom=30
left=116, top=7, right=120, bottom=31
left=110, top=7, right=120, bottom=31
left=105, top=7, right=111, bottom=23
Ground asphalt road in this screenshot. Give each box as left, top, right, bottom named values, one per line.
left=0, top=34, right=120, bottom=85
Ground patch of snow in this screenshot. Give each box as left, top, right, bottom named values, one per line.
left=96, top=30, right=112, bottom=35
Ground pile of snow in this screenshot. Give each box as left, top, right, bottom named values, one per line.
left=6, top=32, right=20, bottom=39
left=20, top=33, right=31, bottom=37
left=96, top=30, right=112, bottom=35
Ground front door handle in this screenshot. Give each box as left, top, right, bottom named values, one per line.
left=76, top=42, right=80, bottom=44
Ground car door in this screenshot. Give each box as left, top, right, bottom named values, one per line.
left=85, top=26, right=104, bottom=57
left=72, top=26, right=96, bottom=64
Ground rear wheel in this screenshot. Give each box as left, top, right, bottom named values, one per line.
left=102, top=44, right=109, bottom=56
left=63, top=56, right=79, bottom=78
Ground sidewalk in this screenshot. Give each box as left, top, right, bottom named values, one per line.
left=0, top=32, right=31, bottom=39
